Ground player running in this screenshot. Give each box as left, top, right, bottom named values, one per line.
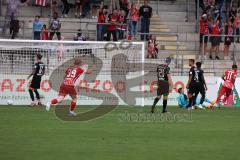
left=27, top=54, right=45, bottom=106
left=151, top=57, right=173, bottom=113
left=46, top=58, right=94, bottom=116
left=214, top=64, right=238, bottom=106
left=186, top=60, right=207, bottom=109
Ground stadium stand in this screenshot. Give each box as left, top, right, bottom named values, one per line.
left=0, top=0, right=239, bottom=76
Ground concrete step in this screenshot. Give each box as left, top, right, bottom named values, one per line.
left=150, top=28, right=170, bottom=32
left=156, top=4, right=195, bottom=12
left=150, top=24, right=168, bottom=29
left=156, top=35, right=178, bottom=41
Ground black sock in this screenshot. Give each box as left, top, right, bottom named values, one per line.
left=29, top=89, right=34, bottom=101
left=187, top=97, right=193, bottom=108
left=34, top=89, right=40, bottom=100
left=163, top=99, right=167, bottom=112
left=192, top=96, right=197, bottom=106
left=152, top=97, right=160, bottom=108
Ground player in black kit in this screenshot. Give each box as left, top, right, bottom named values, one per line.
left=27, top=54, right=45, bottom=106
left=186, top=59, right=207, bottom=109
left=151, top=57, right=173, bottom=113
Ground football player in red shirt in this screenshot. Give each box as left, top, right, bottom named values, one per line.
left=214, top=64, right=238, bottom=106
left=46, top=58, right=94, bottom=116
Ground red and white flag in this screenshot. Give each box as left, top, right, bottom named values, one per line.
left=36, top=0, right=46, bottom=6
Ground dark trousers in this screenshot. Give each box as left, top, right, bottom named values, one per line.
left=141, top=18, right=150, bottom=41
left=118, top=29, right=124, bottom=40
left=49, top=31, right=61, bottom=40
left=97, top=25, right=105, bottom=41
left=192, top=85, right=206, bottom=106
left=34, top=31, right=41, bottom=40
left=61, top=0, right=70, bottom=15
left=107, top=29, right=117, bottom=41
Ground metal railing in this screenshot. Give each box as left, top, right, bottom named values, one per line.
left=136, top=32, right=181, bottom=73
left=202, top=34, right=240, bottom=63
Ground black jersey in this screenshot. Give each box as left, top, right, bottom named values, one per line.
left=189, top=66, right=204, bottom=86
left=33, top=62, right=45, bottom=78
left=157, top=64, right=170, bottom=82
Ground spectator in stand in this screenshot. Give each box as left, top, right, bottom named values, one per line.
left=117, top=10, right=127, bottom=40
left=9, top=14, right=19, bottom=39
left=139, top=0, right=152, bottom=41
left=210, top=16, right=221, bottom=60
left=199, top=13, right=210, bottom=59
left=229, top=4, right=237, bottom=20
left=73, top=29, right=86, bottom=41
left=97, top=6, right=107, bottom=41
left=224, top=19, right=234, bottom=60
left=109, top=0, right=120, bottom=12
left=33, top=15, right=43, bottom=40
left=6, top=0, right=27, bottom=19
left=41, top=24, right=49, bottom=40
left=81, top=0, right=91, bottom=18
left=235, top=8, right=240, bottom=42
left=91, top=0, right=102, bottom=18
left=107, top=9, right=118, bottom=41
left=147, top=35, right=158, bottom=59
left=129, top=1, right=139, bottom=40
left=49, top=12, right=61, bottom=40
left=204, top=0, right=215, bottom=11
left=61, top=0, right=70, bottom=18
left=225, top=0, right=233, bottom=20
left=52, top=1, right=59, bottom=15
left=75, top=0, right=82, bottom=18
left=119, top=0, right=129, bottom=15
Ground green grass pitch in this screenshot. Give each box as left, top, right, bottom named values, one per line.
left=0, top=105, right=240, bottom=160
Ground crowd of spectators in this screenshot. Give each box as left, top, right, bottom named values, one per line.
left=197, top=0, right=240, bottom=60
left=6, top=0, right=153, bottom=42
left=96, top=0, right=152, bottom=41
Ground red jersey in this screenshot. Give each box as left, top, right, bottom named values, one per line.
left=212, top=24, right=219, bottom=35
left=200, top=19, right=209, bottom=34
left=98, top=11, right=106, bottom=23
left=41, top=30, right=49, bottom=40
left=130, top=8, right=139, bottom=22
left=63, top=66, right=84, bottom=86
left=107, top=14, right=118, bottom=31
left=117, top=15, right=126, bottom=30
left=223, top=69, right=237, bottom=89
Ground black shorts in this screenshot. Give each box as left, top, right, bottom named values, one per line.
left=200, top=34, right=208, bottom=43
left=224, top=37, right=233, bottom=46
left=30, top=76, right=42, bottom=89
left=157, top=80, right=169, bottom=96
left=211, top=36, right=220, bottom=47
left=188, top=84, right=205, bottom=96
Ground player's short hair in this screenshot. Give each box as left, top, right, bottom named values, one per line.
left=165, top=57, right=171, bottom=64
left=178, top=88, right=182, bottom=93
left=36, top=54, right=43, bottom=60
left=196, top=62, right=202, bottom=68
left=189, top=59, right=195, bottom=63
left=74, top=58, right=82, bottom=65
left=232, top=64, right=238, bottom=69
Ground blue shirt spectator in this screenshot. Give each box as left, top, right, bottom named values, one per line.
left=33, top=16, right=43, bottom=40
